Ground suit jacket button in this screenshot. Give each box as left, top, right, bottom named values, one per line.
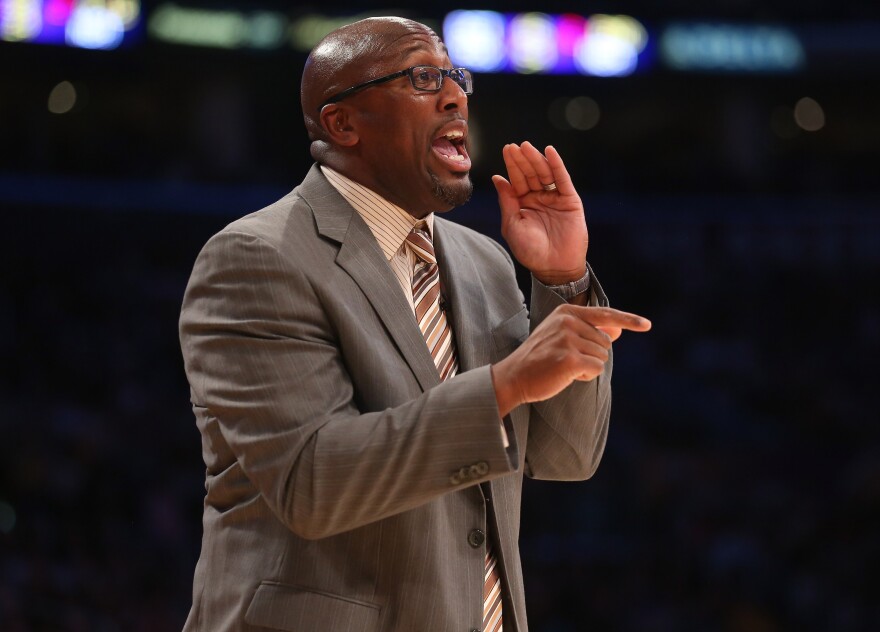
left=471, top=629, right=480, bottom=632
left=450, top=472, right=462, bottom=485
left=475, top=461, right=489, bottom=476
left=468, top=529, right=486, bottom=548
left=459, top=466, right=471, bottom=480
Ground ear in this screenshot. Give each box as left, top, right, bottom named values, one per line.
left=319, top=104, right=359, bottom=147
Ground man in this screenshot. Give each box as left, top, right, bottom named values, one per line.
left=178, top=16, right=650, bottom=632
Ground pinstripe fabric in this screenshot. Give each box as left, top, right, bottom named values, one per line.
left=408, top=225, right=502, bottom=631
left=178, top=165, right=614, bottom=632
left=322, top=165, right=434, bottom=308
left=325, top=166, right=502, bottom=629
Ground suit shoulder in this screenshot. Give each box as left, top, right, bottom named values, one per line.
left=434, top=216, right=511, bottom=265
left=217, top=188, right=313, bottom=249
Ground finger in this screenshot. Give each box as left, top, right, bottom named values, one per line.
left=571, top=306, right=652, bottom=332
left=501, top=144, right=531, bottom=196
left=509, top=143, right=544, bottom=193
left=596, top=326, right=623, bottom=342
left=573, top=356, right=607, bottom=382
left=553, top=310, right=614, bottom=349
left=572, top=336, right=611, bottom=363
left=545, top=145, right=577, bottom=196
left=521, top=141, right=556, bottom=189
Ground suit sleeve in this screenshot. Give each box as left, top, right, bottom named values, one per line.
left=522, top=263, right=614, bottom=481
left=179, top=230, right=517, bottom=540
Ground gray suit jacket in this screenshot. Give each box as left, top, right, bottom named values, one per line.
left=179, top=164, right=612, bottom=632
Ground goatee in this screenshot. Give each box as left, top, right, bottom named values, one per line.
left=431, top=173, right=473, bottom=209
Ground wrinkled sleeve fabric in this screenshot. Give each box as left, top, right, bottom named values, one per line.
left=522, top=262, right=613, bottom=482
left=179, top=229, right=518, bottom=540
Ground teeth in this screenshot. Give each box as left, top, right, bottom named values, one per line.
left=444, top=131, right=464, bottom=140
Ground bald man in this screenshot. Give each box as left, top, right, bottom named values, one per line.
left=179, top=16, right=649, bottom=632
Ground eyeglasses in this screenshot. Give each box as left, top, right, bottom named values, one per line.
left=320, top=65, right=473, bottom=109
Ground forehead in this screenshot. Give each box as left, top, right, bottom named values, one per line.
left=376, top=29, right=450, bottom=68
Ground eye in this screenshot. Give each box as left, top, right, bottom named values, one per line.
left=411, top=66, right=442, bottom=89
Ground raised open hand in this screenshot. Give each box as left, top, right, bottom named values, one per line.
left=492, top=142, right=589, bottom=285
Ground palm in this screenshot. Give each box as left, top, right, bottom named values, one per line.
left=492, top=143, right=589, bottom=283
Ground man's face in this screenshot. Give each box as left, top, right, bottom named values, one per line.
left=345, top=29, right=472, bottom=216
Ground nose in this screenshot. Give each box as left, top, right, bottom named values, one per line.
left=437, top=76, right=468, bottom=112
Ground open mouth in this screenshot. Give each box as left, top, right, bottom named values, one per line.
left=431, top=128, right=471, bottom=172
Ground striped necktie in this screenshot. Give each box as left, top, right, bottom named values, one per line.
left=406, top=225, right=459, bottom=380
left=406, top=225, right=503, bottom=632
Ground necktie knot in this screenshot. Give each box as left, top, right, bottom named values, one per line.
left=406, top=226, right=436, bottom=265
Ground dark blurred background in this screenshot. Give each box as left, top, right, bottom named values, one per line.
left=2, top=1, right=879, bottom=630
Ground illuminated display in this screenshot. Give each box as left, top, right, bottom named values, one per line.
left=443, top=10, right=649, bottom=77
left=0, top=0, right=141, bottom=49
left=660, top=23, right=805, bottom=72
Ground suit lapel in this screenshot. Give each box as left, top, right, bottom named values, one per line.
left=433, top=217, right=492, bottom=373
left=298, top=165, right=440, bottom=392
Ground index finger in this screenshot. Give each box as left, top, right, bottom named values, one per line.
left=571, top=306, right=652, bottom=332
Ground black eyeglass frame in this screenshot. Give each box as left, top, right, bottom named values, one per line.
left=320, top=65, right=473, bottom=110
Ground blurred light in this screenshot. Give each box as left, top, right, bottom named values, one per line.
left=112, top=0, right=140, bottom=30
left=548, top=96, right=601, bottom=131
left=44, top=0, right=73, bottom=26
left=0, top=0, right=42, bottom=42
left=149, top=4, right=286, bottom=50
left=66, top=5, right=124, bottom=49
left=576, top=15, right=648, bottom=77
left=443, top=10, right=506, bottom=72
left=0, top=501, right=15, bottom=534
left=661, top=24, right=805, bottom=72
left=288, top=13, right=440, bottom=53
left=443, top=10, right=648, bottom=76
left=565, top=96, right=600, bottom=130
left=555, top=13, right=586, bottom=66
left=48, top=80, right=77, bottom=114
left=0, top=0, right=140, bottom=47
left=249, top=11, right=285, bottom=49
left=794, top=97, right=825, bottom=132
left=289, top=13, right=361, bottom=52
left=149, top=4, right=247, bottom=49
left=508, top=13, right=558, bottom=73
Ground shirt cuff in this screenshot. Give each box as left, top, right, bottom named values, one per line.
left=539, top=268, right=591, bottom=300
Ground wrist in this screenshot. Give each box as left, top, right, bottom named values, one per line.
left=539, top=268, right=591, bottom=300
left=490, top=360, right=523, bottom=418
left=534, top=266, right=587, bottom=286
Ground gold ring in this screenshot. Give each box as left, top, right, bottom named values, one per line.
left=542, top=182, right=557, bottom=192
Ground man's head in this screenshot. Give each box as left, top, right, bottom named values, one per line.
left=301, top=17, right=472, bottom=217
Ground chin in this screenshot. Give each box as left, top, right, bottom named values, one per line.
left=430, top=172, right=473, bottom=210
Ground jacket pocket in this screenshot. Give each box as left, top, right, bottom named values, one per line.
left=491, top=306, right=529, bottom=358
left=244, top=581, right=381, bottom=632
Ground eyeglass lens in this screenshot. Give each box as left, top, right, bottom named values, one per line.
left=411, top=66, right=473, bottom=94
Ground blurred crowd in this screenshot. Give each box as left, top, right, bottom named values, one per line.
left=1, top=189, right=877, bottom=631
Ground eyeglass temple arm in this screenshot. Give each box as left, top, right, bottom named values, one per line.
left=319, top=70, right=409, bottom=109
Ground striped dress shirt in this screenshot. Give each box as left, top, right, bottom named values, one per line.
left=322, top=165, right=434, bottom=310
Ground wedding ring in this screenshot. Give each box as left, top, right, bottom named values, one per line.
left=542, top=182, right=557, bottom=192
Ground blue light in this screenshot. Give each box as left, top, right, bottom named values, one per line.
left=442, top=10, right=649, bottom=76
left=66, top=6, right=125, bottom=49
left=443, top=10, right=506, bottom=72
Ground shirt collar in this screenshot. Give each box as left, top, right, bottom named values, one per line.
left=321, top=165, right=434, bottom=261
